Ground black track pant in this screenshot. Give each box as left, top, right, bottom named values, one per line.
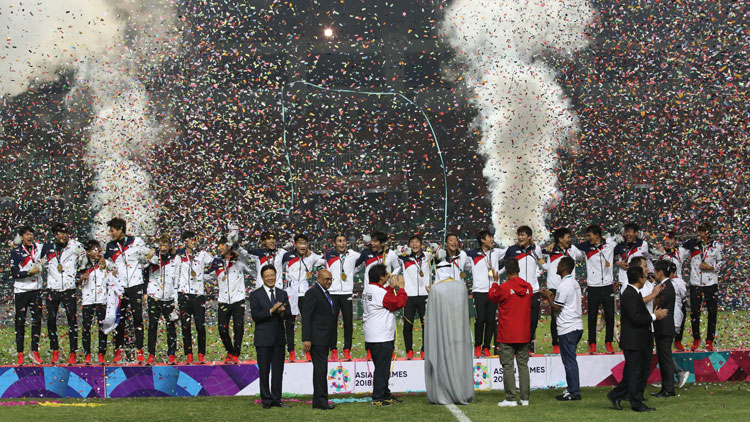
left=178, top=293, right=206, bottom=355
left=549, top=289, right=559, bottom=346
left=115, top=285, right=144, bottom=349
left=147, top=297, right=177, bottom=356
left=46, top=288, right=78, bottom=353
left=82, top=304, right=107, bottom=355
left=218, top=301, right=245, bottom=356
left=285, top=297, right=304, bottom=353
left=690, top=285, right=718, bottom=341
left=331, top=294, right=353, bottom=351
left=403, top=296, right=427, bottom=352
left=15, top=290, right=43, bottom=353
left=530, top=293, right=540, bottom=342
left=586, top=285, right=615, bottom=344
left=473, top=292, right=496, bottom=349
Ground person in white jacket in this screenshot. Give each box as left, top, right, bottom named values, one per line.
left=78, top=239, right=113, bottom=365
left=206, top=233, right=252, bottom=363
left=10, top=225, right=45, bottom=365
left=176, top=230, right=214, bottom=364
left=145, top=233, right=180, bottom=365
left=40, top=222, right=86, bottom=364
left=397, top=235, right=435, bottom=360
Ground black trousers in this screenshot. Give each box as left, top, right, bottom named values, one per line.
left=473, top=292, right=496, bottom=349
left=218, top=301, right=245, bottom=356
left=285, top=297, right=304, bottom=353
left=549, top=289, right=559, bottom=346
left=655, top=334, right=675, bottom=393
left=675, top=300, right=687, bottom=342
left=366, top=340, right=394, bottom=401
left=609, top=346, right=652, bottom=411
left=82, top=304, right=107, bottom=355
left=147, top=297, right=177, bottom=356
left=530, top=293, right=540, bottom=342
left=311, top=344, right=329, bottom=408
left=256, top=343, right=285, bottom=405
left=639, top=334, right=655, bottom=395
left=178, top=293, right=206, bottom=355
left=115, top=285, right=144, bottom=349
left=46, top=288, right=78, bottom=353
left=15, top=290, right=43, bottom=353
left=586, top=285, right=615, bottom=344
left=331, top=294, right=353, bottom=351
left=403, top=296, right=427, bottom=352
left=690, top=285, right=718, bottom=341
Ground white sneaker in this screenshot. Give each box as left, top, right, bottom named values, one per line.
left=678, top=371, right=690, bottom=388
left=497, top=400, right=518, bottom=407
left=651, top=382, right=662, bottom=388
left=519, top=400, right=529, bottom=406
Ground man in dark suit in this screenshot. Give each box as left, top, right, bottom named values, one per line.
left=250, top=265, right=292, bottom=409
left=607, top=266, right=667, bottom=412
left=651, top=260, right=677, bottom=398
left=302, top=269, right=337, bottom=410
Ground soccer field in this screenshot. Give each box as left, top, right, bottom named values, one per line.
left=2, top=311, right=748, bottom=364
left=1, top=384, right=748, bottom=422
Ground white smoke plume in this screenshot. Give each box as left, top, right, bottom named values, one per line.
left=1, top=0, right=178, bottom=240
left=442, top=0, right=594, bottom=244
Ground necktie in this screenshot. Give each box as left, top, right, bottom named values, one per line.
left=323, top=287, right=333, bottom=309
left=270, top=288, right=276, bottom=304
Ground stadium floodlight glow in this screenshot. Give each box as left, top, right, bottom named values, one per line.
left=324, top=27, right=333, bottom=37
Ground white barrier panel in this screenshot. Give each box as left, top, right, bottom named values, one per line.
left=238, top=355, right=626, bottom=396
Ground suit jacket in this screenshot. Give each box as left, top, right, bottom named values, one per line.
left=653, top=280, right=676, bottom=337
left=620, top=285, right=655, bottom=351
left=250, top=286, right=292, bottom=347
left=301, top=283, right=336, bottom=347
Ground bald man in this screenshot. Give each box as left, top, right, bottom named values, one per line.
left=302, top=270, right=337, bottom=410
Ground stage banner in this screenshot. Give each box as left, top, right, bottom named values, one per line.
left=0, top=366, right=105, bottom=398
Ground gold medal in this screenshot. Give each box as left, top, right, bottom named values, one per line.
left=488, top=269, right=494, bottom=278
left=57, top=264, right=63, bottom=272
left=191, top=270, right=197, bottom=277
left=306, top=271, right=313, bottom=279
left=419, top=270, right=425, bottom=277
left=460, top=272, right=467, bottom=279
left=341, top=273, right=347, bottom=281
left=605, top=260, right=611, bottom=268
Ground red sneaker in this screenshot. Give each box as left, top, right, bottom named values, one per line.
left=474, top=346, right=481, bottom=358
left=31, top=351, right=43, bottom=365
left=67, top=352, right=77, bottom=365
left=691, top=339, right=701, bottom=351
left=420, top=350, right=425, bottom=359
left=185, top=353, right=194, bottom=364
left=168, top=355, right=177, bottom=365
left=305, top=352, right=311, bottom=361
left=113, top=349, right=123, bottom=363
left=605, top=342, right=615, bottom=354
left=674, top=340, right=684, bottom=351
left=288, top=351, right=296, bottom=362
left=552, top=345, right=560, bottom=354
left=146, top=354, right=155, bottom=365
left=198, top=353, right=206, bottom=364
left=588, top=343, right=597, bottom=354
left=406, top=350, right=414, bottom=360
left=330, top=349, right=339, bottom=361
left=17, top=352, right=24, bottom=366
left=343, top=349, right=352, bottom=360
left=706, top=340, right=714, bottom=351
left=98, top=353, right=106, bottom=364
left=51, top=350, right=60, bottom=364
left=224, top=354, right=233, bottom=364
left=136, top=349, right=145, bottom=364
left=482, top=348, right=491, bottom=357
left=84, top=354, right=92, bottom=365
left=232, top=354, right=240, bottom=363
left=366, top=350, right=372, bottom=361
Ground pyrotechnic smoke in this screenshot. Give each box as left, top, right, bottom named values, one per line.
left=442, top=0, right=594, bottom=243
left=0, top=0, right=178, bottom=239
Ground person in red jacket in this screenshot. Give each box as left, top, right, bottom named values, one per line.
left=489, top=258, right=532, bottom=407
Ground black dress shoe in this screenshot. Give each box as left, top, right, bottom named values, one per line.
left=314, top=404, right=335, bottom=410
left=651, top=391, right=675, bottom=398
left=607, top=394, right=623, bottom=411
left=633, top=406, right=656, bottom=412
left=262, top=403, right=272, bottom=409
left=272, top=402, right=292, bottom=408
left=556, top=394, right=581, bottom=401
